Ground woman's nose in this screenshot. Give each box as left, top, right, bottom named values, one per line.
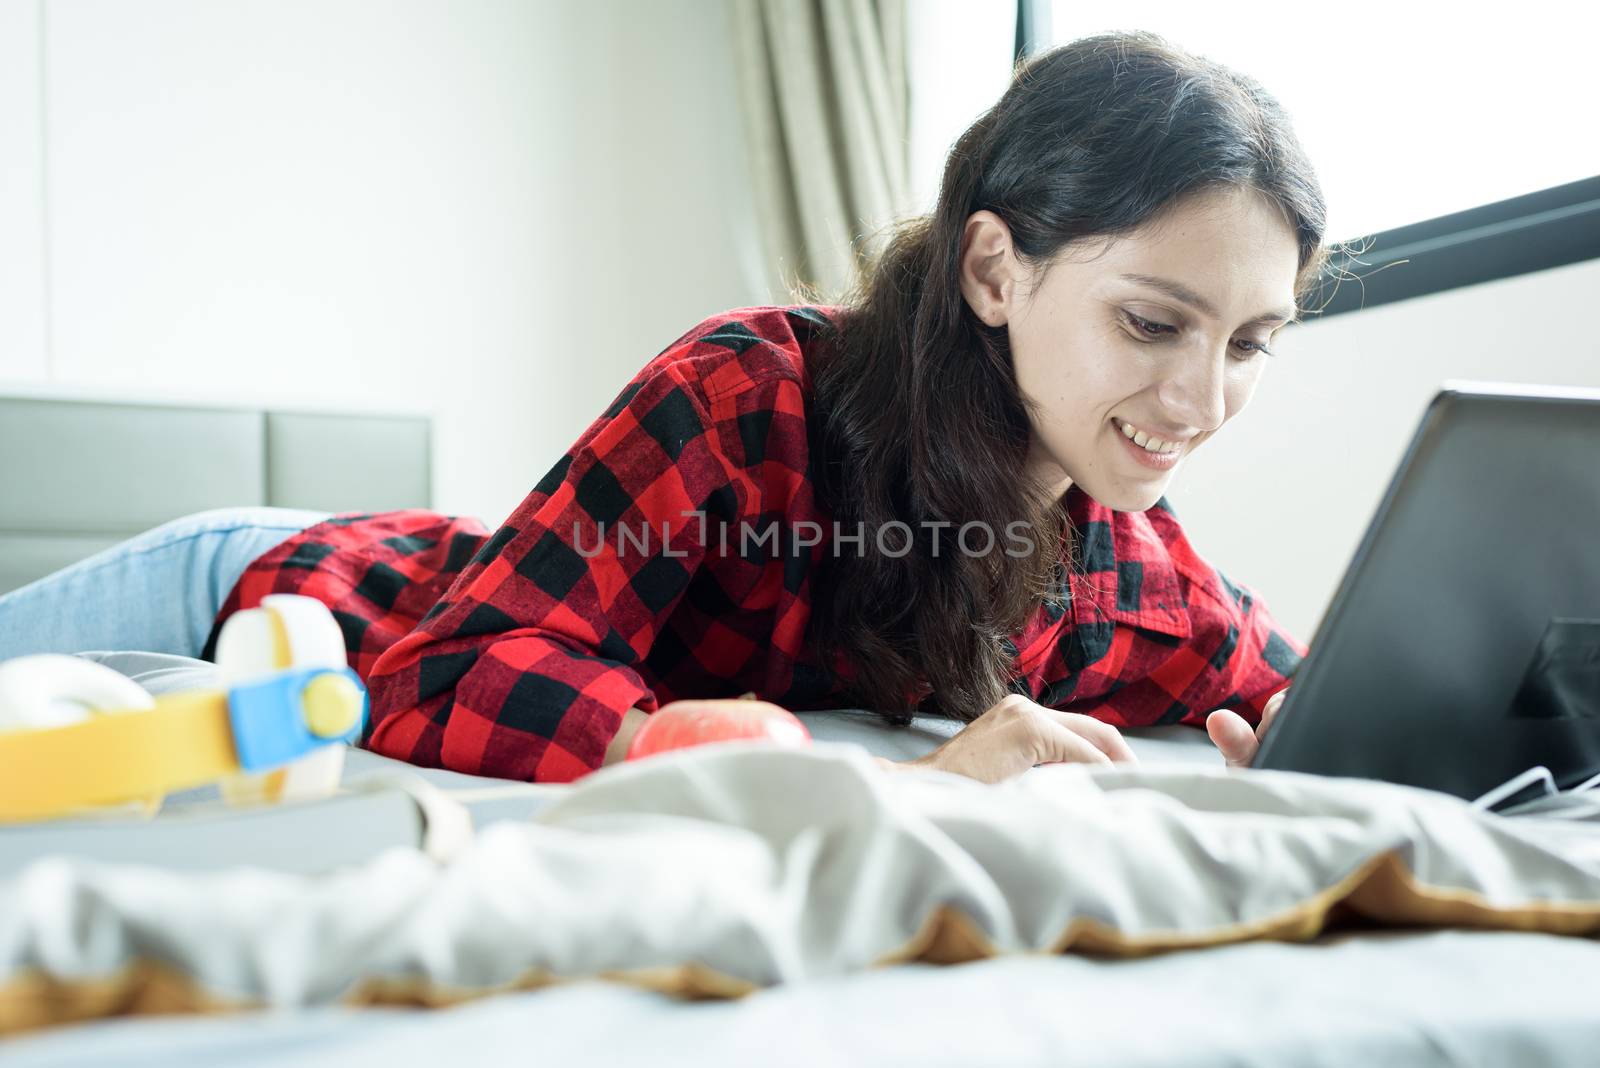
left=1156, top=349, right=1227, bottom=433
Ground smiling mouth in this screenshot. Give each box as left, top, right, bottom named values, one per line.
left=1112, top=417, right=1187, bottom=455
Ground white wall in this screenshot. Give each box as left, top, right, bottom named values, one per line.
left=0, top=0, right=47, bottom=381
left=6, top=0, right=1594, bottom=651
left=0, top=0, right=765, bottom=525
left=1167, top=257, right=1600, bottom=644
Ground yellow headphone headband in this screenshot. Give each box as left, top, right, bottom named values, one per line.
left=0, top=666, right=366, bottom=823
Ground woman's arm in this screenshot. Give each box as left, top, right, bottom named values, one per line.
left=1196, top=569, right=1305, bottom=726
left=362, top=362, right=782, bottom=783
left=1025, top=537, right=1305, bottom=738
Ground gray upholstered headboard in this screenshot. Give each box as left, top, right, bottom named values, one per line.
left=0, top=397, right=431, bottom=596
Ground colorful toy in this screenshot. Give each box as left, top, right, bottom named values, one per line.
left=0, top=595, right=365, bottom=822
left=626, top=693, right=811, bottom=761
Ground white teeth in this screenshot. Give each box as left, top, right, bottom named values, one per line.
left=1117, top=418, right=1180, bottom=455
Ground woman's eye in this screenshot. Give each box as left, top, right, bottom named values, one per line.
left=1123, top=311, right=1273, bottom=359
left=1123, top=312, right=1175, bottom=337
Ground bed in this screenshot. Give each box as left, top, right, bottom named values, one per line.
left=10, top=929, right=1600, bottom=1068
left=4, top=398, right=1600, bottom=1065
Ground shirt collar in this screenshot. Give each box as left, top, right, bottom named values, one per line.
left=1062, top=485, right=1192, bottom=639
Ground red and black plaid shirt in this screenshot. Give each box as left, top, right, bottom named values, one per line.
left=206, top=305, right=1306, bottom=783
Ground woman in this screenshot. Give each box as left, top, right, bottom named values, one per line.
left=0, top=31, right=1323, bottom=784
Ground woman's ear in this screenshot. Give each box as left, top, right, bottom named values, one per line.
left=958, top=210, right=1019, bottom=327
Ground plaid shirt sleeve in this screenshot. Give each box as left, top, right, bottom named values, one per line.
left=1192, top=570, right=1307, bottom=725
left=363, top=360, right=769, bottom=783
left=1023, top=494, right=1306, bottom=731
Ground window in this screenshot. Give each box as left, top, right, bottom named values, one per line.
left=1042, top=2, right=1599, bottom=244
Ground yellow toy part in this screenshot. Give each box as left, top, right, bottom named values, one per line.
left=0, top=654, right=164, bottom=816
left=0, top=595, right=367, bottom=823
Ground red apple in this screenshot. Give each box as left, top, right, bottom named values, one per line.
left=625, top=697, right=811, bottom=761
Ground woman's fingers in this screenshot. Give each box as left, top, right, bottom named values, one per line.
left=1034, top=718, right=1114, bottom=766
left=1207, top=689, right=1289, bottom=769
left=1259, top=689, right=1287, bottom=739
left=1205, top=708, right=1258, bottom=768
left=1047, top=709, right=1138, bottom=764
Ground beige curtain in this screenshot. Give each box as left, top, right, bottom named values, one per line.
left=729, top=0, right=915, bottom=301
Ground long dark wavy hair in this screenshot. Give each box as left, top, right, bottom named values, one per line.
left=800, top=30, right=1332, bottom=726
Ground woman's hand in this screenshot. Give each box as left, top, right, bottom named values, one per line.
left=1204, top=688, right=1288, bottom=769
left=894, top=693, right=1138, bottom=784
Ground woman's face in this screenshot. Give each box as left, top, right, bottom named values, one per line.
left=959, top=185, right=1301, bottom=513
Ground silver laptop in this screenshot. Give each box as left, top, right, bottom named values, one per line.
left=1253, top=382, right=1600, bottom=801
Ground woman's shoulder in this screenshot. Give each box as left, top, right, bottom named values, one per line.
left=548, top=306, right=841, bottom=517
left=647, top=304, right=845, bottom=404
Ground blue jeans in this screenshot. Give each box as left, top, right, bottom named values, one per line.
left=0, top=507, right=331, bottom=660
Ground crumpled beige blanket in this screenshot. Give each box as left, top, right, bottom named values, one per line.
left=4, top=741, right=1599, bottom=1032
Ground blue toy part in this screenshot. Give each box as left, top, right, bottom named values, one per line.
left=226, top=666, right=369, bottom=772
